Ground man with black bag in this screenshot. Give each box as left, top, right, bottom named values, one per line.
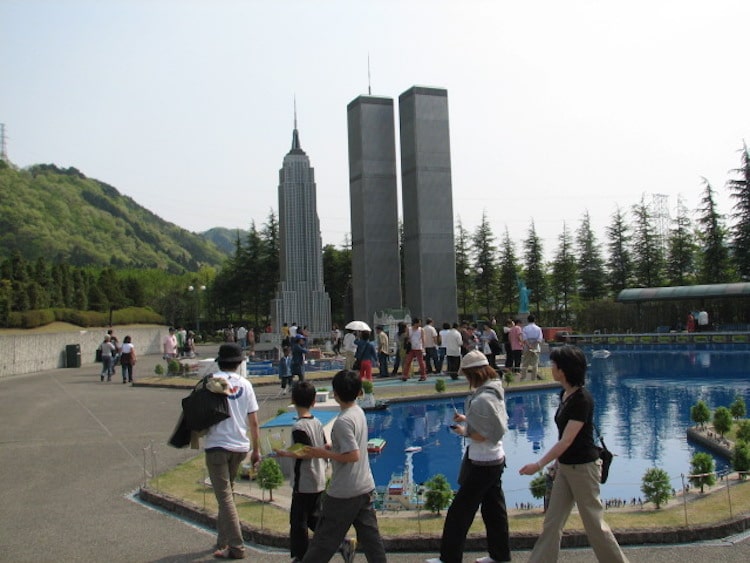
left=204, top=343, right=260, bottom=560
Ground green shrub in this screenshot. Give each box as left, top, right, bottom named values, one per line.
left=154, top=364, right=164, bottom=375
left=362, top=380, right=374, bottom=394
left=167, top=359, right=181, bottom=375
left=435, top=378, right=446, bottom=393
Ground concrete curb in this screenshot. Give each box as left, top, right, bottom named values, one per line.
left=138, top=485, right=750, bottom=551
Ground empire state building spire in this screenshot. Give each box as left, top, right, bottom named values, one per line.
left=290, top=97, right=305, bottom=154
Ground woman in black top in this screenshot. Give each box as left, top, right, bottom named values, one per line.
left=519, top=345, right=628, bottom=562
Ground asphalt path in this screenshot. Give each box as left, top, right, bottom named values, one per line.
left=2, top=345, right=749, bottom=562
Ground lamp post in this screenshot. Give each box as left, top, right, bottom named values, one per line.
left=463, top=267, right=483, bottom=321
left=188, top=285, right=206, bottom=333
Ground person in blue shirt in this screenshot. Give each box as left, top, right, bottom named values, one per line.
left=278, top=346, right=293, bottom=395
left=354, top=330, right=378, bottom=382
left=292, top=334, right=309, bottom=383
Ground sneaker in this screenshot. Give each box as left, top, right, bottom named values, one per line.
left=475, top=557, right=501, bottom=563
left=339, top=537, right=357, bottom=563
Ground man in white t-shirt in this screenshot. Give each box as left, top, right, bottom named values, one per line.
left=204, top=343, right=260, bottom=560
left=520, top=314, right=544, bottom=381
left=402, top=318, right=427, bottom=381
left=423, top=318, right=439, bottom=374
left=343, top=329, right=357, bottom=370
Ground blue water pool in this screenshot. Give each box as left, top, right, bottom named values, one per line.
left=366, top=350, right=749, bottom=508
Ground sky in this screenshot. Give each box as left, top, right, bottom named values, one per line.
left=2, top=0, right=749, bottom=260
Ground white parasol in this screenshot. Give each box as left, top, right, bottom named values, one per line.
left=345, top=320, right=371, bottom=332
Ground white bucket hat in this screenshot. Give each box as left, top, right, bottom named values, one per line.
left=458, top=349, right=489, bottom=375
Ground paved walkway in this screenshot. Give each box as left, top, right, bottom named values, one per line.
left=2, top=344, right=749, bottom=562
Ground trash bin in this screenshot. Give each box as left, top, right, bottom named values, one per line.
left=66, top=344, right=81, bottom=368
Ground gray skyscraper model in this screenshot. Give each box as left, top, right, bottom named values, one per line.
left=347, top=95, right=402, bottom=324
left=399, top=86, right=458, bottom=324
left=271, top=118, right=332, bottom=335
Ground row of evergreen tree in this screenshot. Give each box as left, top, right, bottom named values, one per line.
left=1, top=144, right=748, bottom=329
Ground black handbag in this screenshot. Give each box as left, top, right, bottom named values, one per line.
left=594, top=424, right=614, bottom=484
left=180, top=375, right=230, bottom=432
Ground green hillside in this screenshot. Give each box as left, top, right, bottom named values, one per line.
left=201, top=226, right=249, bottom=255
left=0, top=162, right=228, bottom=272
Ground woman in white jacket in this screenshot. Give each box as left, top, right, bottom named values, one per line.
left=426, top=349, right=511, bottom=563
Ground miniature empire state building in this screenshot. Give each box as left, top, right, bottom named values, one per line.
left=270, top=115, right=332, bottom=336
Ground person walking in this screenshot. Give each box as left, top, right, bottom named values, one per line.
left=204, top=343, right=261, bottom=560
left=119, top=335, right=136, bottom=384
left=520, top=314, right=543, bottom=380
left=278, top=346, right=293, bottom=395
left=509, top=320, right=524, bottom=375
left=391, top=322, right=408, bottom=377
left=292, top=334, right=308, bottom=383
left=274, top=381, right=354, bottom=563
left=519, top=345, right=628, bottom=563
left=426, top=350, right=511, bottom=563
left=442, top=322, right=463, bottom=379
left=423, top=318, right=439, bottom=374
left=402, top=318, right=427, bottom=382
left=98, top=335, right=116, bottom=382
left=343, top=329, right=357, bottom=371
left=354, top=330, right=378, bottom=382
left=301, top=370, right=387, bottom=562
left=375, top=325, right=390, bottom=377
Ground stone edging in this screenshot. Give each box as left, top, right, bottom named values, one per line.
left=138, top=486, right=750, bottom=551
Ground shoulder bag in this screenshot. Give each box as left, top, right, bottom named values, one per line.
left=594, top=423, right=614, bottom=484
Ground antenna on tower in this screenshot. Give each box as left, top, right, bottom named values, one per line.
left=294, top=95, right=298, bottom=129
left=367, top=54, right=371, bottom=95
left=0, top=123, right=8, bottom=163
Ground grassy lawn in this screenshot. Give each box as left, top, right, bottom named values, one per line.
left=148, top=453, right=750, bottom=537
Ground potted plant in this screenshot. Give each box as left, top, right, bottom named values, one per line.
left=360, top=379, right=375, bottom=408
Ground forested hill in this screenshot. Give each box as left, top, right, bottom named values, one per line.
left=0, top=162, right=228, bottom=272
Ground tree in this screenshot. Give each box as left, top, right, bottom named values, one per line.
left=256, top=457, right=284, bottom=502
left=733, top=441, right=750, bottom=480
left=605, top=206, right=633, bottom=294
left=689, top=452, right=716, bottom=493
left=641, top=467, right=672, bottom=508
left=576, top=210, right=606, bottom=300
left=497, top=228, right=519, bottom=317
left=696, top=178, right=733, bottom=283
left=631, top=195, right=665, bottom=287
left=522, top=221, right=547, bottom=315
left=455, top=220, right=473, bottom=319
left=529, top=472, right=547, bottom=501
left=690, top=400, right=710, bottom=428
left=551, top=223, right=577, bottom=325
left=666, top=197, right=697, bottom=286
left=472, top=212, right=498, bottom=318
left=727, top=142, right=750, bottom=279
left=713, top=406, right=733, bottom=437
left=736, top=420, right=750, bottom=443
left=730, top=396, right=746, bottom=420
left=423, top=473, right=453, bottom=515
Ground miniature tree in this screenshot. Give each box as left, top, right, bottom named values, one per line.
left=529, top=472, right=547, bottom=501
left=256, top=457, right=284, bottom=502
left=730, top=395, right=747, bottom=420
left=641, top=467, right=671, bottom=508
left=689, top=452, right=716, bottom=493
left=167, top=359, right=181, bottom=375
left=503, top=371, right=514, bottom=386
left=154, top=364, right=164, bottom=375
left=736, top=420, right=750, bottom=443
left=713, top=406, right=733, bottom=437
left=690, top=400, right=710, bottom=428
left=362, top=380, right=374, bottom=395
left=732, top=442, right=750, bottom=480
left=423, top=474, right=453, bottom=515
left=435, top=378, right=446, bottom=393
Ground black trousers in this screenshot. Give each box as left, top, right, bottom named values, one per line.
left=289, top=491, right=321, bottom=559
left=439, top=460, right=511, bottom=563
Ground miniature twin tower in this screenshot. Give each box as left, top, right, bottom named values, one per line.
left=271, top=86, right=458, bottom=335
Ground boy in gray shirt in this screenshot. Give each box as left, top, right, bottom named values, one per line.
left=301, top=370, right=386, bottom=563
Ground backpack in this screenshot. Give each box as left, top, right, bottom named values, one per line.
left=180, top=375, right=230, bottom=432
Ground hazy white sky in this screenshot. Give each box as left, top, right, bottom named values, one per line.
left=2, top=0, right=748, bottom=258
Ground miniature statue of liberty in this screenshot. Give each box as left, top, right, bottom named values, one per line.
left=517, top=278, right=531, bottom=314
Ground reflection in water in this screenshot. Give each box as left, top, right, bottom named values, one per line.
left=366, top=351, right=748, bottom=508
